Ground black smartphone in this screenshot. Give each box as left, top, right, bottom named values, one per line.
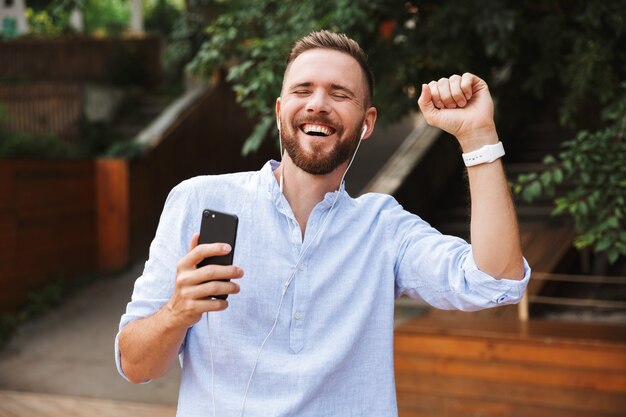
left=197, top=209, right=238, bottom=300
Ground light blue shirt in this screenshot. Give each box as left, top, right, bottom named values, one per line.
left=116, top=160, right=530, bottom=417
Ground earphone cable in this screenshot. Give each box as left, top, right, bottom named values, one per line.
left=238, top=128, right=365, bottom=416
left=207, top=125, right=367, bottom=417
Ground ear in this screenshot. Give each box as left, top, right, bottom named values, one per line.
left=360, top=106, right=378, bottom=141
left=275, top=97, right=282, bottom=132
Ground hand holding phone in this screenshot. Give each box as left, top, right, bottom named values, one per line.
left=197, top=209, right=239, bottom=300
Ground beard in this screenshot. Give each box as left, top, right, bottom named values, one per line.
left=281, top=115, right=363, bottom=175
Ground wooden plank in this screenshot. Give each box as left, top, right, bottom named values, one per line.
left=396, top=316, right=626, bottom=346
left=394, top=354, right=625, bottom=393
left=395, top=333, right=626, bottom=372
left=0, top=390, right=175, bottom=417
left=396, top=390, right=622, bottom=417
left=96, top=159, right=129, bottom=271
left=395, top=373, right=626, bottom=414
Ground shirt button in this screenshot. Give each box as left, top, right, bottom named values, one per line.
left=294, top=311, right=302, bottom=320
left=298, top=264, right=305, bottom=271
left=497, top=295, right=507, bottom=303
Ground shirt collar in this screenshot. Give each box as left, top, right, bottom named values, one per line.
left=262, top=160, right=347, bottom=212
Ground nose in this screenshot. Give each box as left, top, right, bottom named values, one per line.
left=305, top=90, right=331, bottom=114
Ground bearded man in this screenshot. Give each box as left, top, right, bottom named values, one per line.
left=116, top=30, right=529, bottom=417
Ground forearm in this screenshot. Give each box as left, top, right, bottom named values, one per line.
left=118, top=306, right=188, bottom=384
left=465, top=135, right=524, bottom=279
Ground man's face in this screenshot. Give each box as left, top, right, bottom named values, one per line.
left=277, top=49, right=375, bottom=175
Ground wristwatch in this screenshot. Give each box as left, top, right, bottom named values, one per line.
left=462, top=142, right=505, bottom=167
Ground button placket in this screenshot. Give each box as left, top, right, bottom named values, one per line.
left=289, top=260, right=308, bottom=353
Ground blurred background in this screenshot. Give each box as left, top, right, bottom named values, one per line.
left=0, top=1, right=624, bottom=416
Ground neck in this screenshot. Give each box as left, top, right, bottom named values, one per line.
left=274, top=154, right=347, bottom=236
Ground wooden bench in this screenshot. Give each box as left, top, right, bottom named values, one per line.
left=394, top=316, right=626, bottom=417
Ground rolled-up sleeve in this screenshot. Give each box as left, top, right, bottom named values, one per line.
left=114, top=181, right=198, bottom=381
left=389, top=203, right=530, bottom=311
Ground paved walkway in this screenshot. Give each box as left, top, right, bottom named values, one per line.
left=0, top=263, right=181, bottom=406
left=0, top=114, right=421, bottom=412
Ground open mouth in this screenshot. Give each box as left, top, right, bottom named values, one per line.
left=300, top=123, right=336, bottom=137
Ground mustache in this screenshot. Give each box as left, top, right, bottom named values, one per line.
left=292, top=115, right=341, bottom=131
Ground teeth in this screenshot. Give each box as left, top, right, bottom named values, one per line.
left=302, top=124, right=333, bottom=136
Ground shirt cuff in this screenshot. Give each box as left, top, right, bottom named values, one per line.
left=462, top=249, right=531, bottom=306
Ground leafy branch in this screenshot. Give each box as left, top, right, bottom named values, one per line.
left=514, top=86, right=626, bottom=263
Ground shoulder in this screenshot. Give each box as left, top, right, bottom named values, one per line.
left=349, top=192, right=432, bottom=232
left=170, top=170, right=261, bottom=200
left=350, top=192, right=404, bottom=213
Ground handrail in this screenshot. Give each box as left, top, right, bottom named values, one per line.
left=518, top=272, right=626, bottom=320
left=531, top=272, right=626, bottom=284
left=529, top=296, right=626, bottom=309
left=135, top=85, right=211, bottom=152
left=360, top=113, right=441, bottom=195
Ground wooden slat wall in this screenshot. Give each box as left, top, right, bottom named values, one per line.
left=0, top=36, right=162, bottom=87
left=0, top=83, right=82, bottom=141
left=395, top=317, right=626, bottom=417
left=0, top=159, right=128, bottom=312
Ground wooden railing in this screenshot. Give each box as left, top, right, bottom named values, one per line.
left=518, top=272, right=626, bottom=321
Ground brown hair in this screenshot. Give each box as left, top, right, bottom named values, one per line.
left=286, top=30, right=374, bottom=106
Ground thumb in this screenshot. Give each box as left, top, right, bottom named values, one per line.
left=417, top=84, right=438, bottom=122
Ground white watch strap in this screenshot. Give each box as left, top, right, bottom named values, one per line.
left=462, top=141, right=505, bottom=167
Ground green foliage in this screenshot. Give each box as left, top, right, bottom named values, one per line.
left=25, top=8, right=68, bottom=36
left=106, top=139, right=145, bottom=158
left=145, top=0, right=184, bottom=36
left=0, top=106, right=82, bottom=158
left=25, top=0, right=131, bottom=37
left=82, top=0, right=130, bottom=36
left=0, top=131, right=85, bottom=159
left=164, top=11, right=209, bottom=79
left=0, top=314, right=18, bottom=350
left=187, top=0, right=626, bottom=260
left=515, top=87, right=626, bottom=263
left=0, top=105, right=144, bottom=159
left=0, top=278, right=69, bottom=350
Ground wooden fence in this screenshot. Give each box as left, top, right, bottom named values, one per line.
left=0, top=79, right=276, bottom=312
left=0, top=36, right=162, bottom=87
left=0, top=83, right=82, bottom=141
left=0, top=159, right=128, bottom=312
